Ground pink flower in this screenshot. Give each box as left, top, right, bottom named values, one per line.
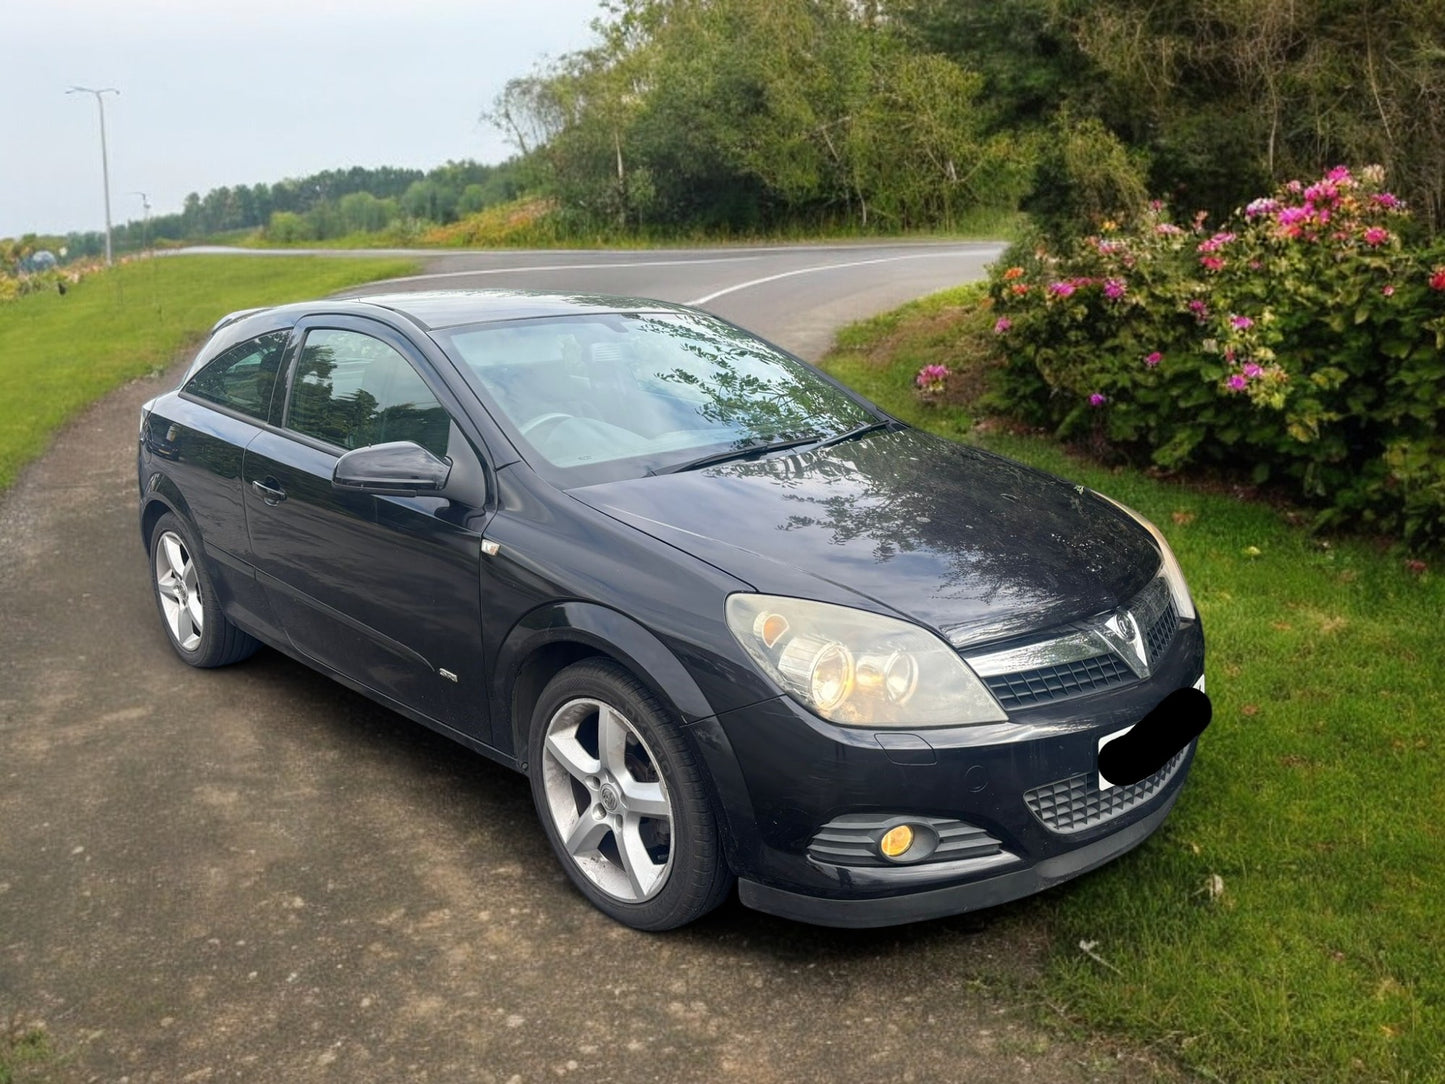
left=1231, top=315, right=1254, bottom=330
left=1245, top=198, right=1280, bottom=219
left=1326, top=165, right=1354, bottom=185
left=994, top=317, right=1012, bottom=334
left=1373, top=192, right=1402, bottom=210
left=915, top=363, right=950, bottom=392
left=1227, top=374, right=1248, bottom=392
left=1429, top=268, right=1445, bottom=291
left=1197, top=232, right=1237, bottom=254
left=1200, top=256, right=1225, bottom=272
left=1144, top=351, right=1163, bottom=368
left=1048, top=281, right=1076, bottom=298
left=1089, top=393, right=1107, bottom=407
left=1103, top=278, right=1127, bottom=300
left=1277, top=206, right=1311, bottom=228
left=1363, top=227, right=1390, bottom=246
left=1383, top=284, right=1395, bottom=297
left=1304, top=181, right=1339, bottom=205
left=1155, top=223, right=1184, bottom=236
left=1243, top=363, right=1263, bottom=378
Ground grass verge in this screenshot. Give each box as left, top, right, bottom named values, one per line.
left=819, top=287, right=1445, bottom=1083
left=0, top=255, right=417, bottom=491
left=230, top=201, right=1026, bottom=250
left=0, top=1021, right=52, bottom=1084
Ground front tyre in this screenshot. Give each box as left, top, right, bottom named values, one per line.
left=528, top=659, right=733, bottom=930
left=148, top=512, right=259, bottom=668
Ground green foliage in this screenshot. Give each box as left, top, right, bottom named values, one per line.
left=987, top=165, right=1445, bottom=547
left=487, top=0, right=1031, bottom=234
left=1021, top=111, right=1151, bottom=244
left=1042, top=0, right=1445, bottom=230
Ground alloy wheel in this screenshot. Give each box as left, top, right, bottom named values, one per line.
left=154, top=530, right=203, bottom=651
left=540, top=696, right=674, bottom=902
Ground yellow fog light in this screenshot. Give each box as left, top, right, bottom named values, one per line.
left=879, top=824, right=914, bottom=859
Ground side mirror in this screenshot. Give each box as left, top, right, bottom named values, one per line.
left=332, top=441, right=452, bottom=496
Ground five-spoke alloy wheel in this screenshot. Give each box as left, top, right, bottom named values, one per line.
left=529, top=659, right=733, bottom=930
left=147, top=512, right=258, bottom=668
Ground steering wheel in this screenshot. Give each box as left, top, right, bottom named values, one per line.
left=520, top=412, right=575, bottom=440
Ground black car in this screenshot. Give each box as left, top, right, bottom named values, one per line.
left=137, top=290, right=1206, bottom=930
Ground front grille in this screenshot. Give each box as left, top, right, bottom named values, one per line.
left=1024, top=744, right=1190, bottom=834
left=1145, top=597, right=1179, bottom=661
left=808, top=814, right=1003, bottom=868
left=985, top=653, right=1133, bottom=709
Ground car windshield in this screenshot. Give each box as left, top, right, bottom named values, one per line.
left=435, top=311, right=877, bottom=485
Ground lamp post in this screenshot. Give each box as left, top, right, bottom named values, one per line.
left=131, top=190, right=151, bottom=254
left=67, top=86, right=120, bottom=267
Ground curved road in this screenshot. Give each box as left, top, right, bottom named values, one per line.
left=0, top=245, right=1182, bottom=1082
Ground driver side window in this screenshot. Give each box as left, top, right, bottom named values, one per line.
left=286, top=329, right=450, bottom=458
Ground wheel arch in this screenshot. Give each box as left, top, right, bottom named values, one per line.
left=494, top=601, right=718, bottom=765
left=138, top=473, right=196, bottom=549
left=493, top=602, right=755, bottom=874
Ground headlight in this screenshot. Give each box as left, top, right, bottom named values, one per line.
left=1094, top=493, right=1196, bottom=620
left=725, top=594, right=1007, bottom=727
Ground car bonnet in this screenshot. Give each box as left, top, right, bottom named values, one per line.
left=568, top=427, right=1161, bottom=648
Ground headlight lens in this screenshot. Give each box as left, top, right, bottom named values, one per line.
left=1094, top=493, right=1196, bottom=620
left=725, top=594, right=1007, bottom=727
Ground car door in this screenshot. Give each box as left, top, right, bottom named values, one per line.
left=242, top=315, right=492, bottom=739
left=144, top=329, right=291, bottom=638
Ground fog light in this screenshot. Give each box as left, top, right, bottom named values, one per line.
left=879, top=824, right=914, bottom=858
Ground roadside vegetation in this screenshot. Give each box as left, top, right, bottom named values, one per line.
left=11, top=2, right=1442, bottom=261
left=0, top=255, right=416, bottom=492
left=986, top=166, right=1445, bottom=550
left=0, top=1020, right=51, bottom=1084
left=820, top=285, right=1444, bottom=1083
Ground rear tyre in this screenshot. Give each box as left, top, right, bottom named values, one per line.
left=528, top=658, right=733, bottom=930
left=148, top=512, right=259, bottom=668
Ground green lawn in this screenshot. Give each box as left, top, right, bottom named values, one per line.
left=0, top=255, right=417, bottom=491
left=820, top=288, right=1445, bottom=1083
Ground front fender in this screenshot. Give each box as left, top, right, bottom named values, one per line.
left=493, top=600, right=718, bottom=755
left=491, top=600, right=760, bottom=875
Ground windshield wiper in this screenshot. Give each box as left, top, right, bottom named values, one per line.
left=812, top=419, right=894, bottom=450
left=649, top=433, right=824, bottom=476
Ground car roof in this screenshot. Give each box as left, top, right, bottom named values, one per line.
left=328, top=289, right=698, bottom=332
left=191, top=290, right=707, bottom=383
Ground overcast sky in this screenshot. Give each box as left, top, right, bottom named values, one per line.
left=2, top=0, right=603, bottom=238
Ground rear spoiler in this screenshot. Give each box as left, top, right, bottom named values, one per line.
left=207, top=306, right=270, bottom=336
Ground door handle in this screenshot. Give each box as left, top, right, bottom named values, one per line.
left=251, top=478, right=287, bottom=504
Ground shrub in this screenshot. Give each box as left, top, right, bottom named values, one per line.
left=986, top=166, right=1445, bottom=547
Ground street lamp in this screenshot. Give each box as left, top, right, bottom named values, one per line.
left=67, top=86, right=120, bottom=267
left=131, top=191, right=151, bottom=254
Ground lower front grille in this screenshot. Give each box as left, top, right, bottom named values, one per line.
left=808, top=814, right=1003, bottom=868
left=984, top=653, right=1134, bottom=709
left=1024, top=743, right=1191, bottom=834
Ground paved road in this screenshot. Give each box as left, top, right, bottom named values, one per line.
left=0, top=245, right=1183, bottom=1082
left=178, top=241, right=1004, bottom=361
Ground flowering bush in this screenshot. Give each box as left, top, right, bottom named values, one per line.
left=915, top=363, right=951, bottom=396
left=987, top=166, right=1445, bottom=547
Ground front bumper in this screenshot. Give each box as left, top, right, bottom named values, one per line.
left=693, top=620, right=1205, bottom=927
left=739, top=781, right=1183, bottom=927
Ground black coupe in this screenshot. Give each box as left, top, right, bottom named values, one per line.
left=137, top=290, right=1206, bottom=930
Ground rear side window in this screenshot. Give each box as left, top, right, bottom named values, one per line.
left=184, top=331, right=290, bottom=420
left=285, top=328, right=450, bottom=457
